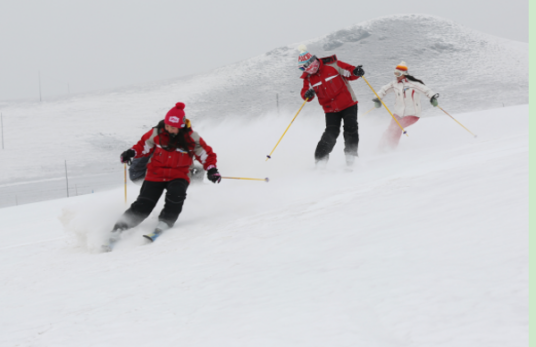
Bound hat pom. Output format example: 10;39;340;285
175;102;185;110
298;44;308;53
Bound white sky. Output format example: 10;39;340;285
0;0;528;101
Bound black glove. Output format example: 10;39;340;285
304;89;315;100
120;149;135;165
372;98;382;109
353;65;365;77
430;93;440;107
207;167;221;184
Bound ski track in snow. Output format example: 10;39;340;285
0;104;528;346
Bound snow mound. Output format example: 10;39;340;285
203;14;528;118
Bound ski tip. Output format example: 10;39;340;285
142;235;155;243
265;177;270;183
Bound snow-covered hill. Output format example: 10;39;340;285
0;14;528;117
0;15;528;207
0;105;528;346
195;13;528;118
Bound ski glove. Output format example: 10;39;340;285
304;89;315;100
353;65;365;77
207;167;222;184
372;98;382;109
430;93;439;107
120;149;135;165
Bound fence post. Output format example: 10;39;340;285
64;160;69;197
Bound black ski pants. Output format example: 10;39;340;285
114;178;189;230
314;104;359;161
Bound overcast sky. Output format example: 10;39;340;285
0;0;528;101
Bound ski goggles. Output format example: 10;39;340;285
299;56;317;71
394;70;407;77
301;59;320;74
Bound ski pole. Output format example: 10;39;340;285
437;106;477;138
362;107;375;116
361;76;408;136
124;163;127;204
222;176;270;182
266;98;308;161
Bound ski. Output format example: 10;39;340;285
142;221;170;243
142;229;164;242
101;238;118;252
101;222;169;250
101;243;114;253
101;230;122;252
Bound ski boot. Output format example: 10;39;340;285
315;155;329;170
101;230;121;252
101;224;127;252
143;221;170;242
345;153;357;172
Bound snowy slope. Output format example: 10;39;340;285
0;105;528;346
0;14;528;204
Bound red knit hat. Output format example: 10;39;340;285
297;44;314;69
165;102;186;128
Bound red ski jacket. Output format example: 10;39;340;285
300;55;359;113
131;122;217;183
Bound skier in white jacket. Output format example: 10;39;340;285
373;61;439;150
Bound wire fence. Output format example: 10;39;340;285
0;170;125;208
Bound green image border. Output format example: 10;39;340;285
530;1;534;346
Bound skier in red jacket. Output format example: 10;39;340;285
103;102;221;251
298;45;365;168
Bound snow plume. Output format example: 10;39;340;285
59;190;126;252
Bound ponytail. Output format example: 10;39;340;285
406;74;425;85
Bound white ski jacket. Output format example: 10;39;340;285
377;77;436;117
